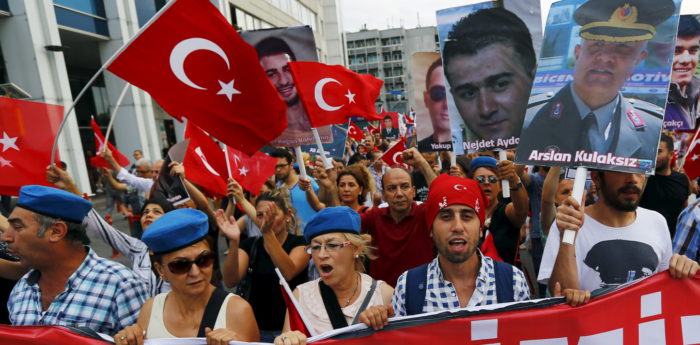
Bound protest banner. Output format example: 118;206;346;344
435;0;541;153
664;14;700;130
413;52;453;152
2;272;698;345
240;26;332;147
515;0;681;175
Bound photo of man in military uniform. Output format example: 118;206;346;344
517;0;677;173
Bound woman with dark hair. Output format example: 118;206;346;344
114;209;258;344
336;165;372;214
220;188;310;342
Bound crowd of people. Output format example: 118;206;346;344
0;125;698;345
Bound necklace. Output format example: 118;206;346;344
344;273;360;306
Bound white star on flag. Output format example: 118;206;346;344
0;156;12;168
216;79;242;101
239;166;248;176
0;132;19;152
693;154;699;161
345;90;356;103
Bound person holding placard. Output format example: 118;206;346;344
518;0;673;168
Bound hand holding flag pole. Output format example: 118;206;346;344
498;150;511;199
562;167;588;245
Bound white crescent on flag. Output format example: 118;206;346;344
194;146;221;176
315;78;343;111
170;38;230;90
392;152;402;164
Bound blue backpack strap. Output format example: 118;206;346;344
492;259;514;303
405;263;429;315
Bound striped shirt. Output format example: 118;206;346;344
673;199;700;261
9;248;148;335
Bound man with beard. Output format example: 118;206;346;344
518;0;673;165
540;170;699;293
639;134;690;237
362;174;530;319
664;15;700;129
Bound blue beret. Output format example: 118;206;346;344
469;156;498;173
17;185;92;223
142;208;209;254
304;206;360;243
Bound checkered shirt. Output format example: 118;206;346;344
9;247;149;335
673;199;700;261
391;252;530;316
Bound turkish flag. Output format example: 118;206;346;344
89;117;130;168
0;97;63;195
183;123;228;196
403;112;415;125
288;61;383;128
347;121;365;141
225;146;277;194
106;0;287;156
367;123;380;135
683;126;700;179
380;139;408;168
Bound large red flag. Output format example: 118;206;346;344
0;97;63;195
89;117;130;168
183;123;228;196
288;61;383;127
106;0;287;155
347;121;365;141
380;139;408;168
225;146;277;194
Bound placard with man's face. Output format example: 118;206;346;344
515;0;681;175
663;14;700;130
436;1;540;153
414;52;452;152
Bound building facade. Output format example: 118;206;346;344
0;0;343;194
344;26;438;114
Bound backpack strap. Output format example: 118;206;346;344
318;280;349;329
492;259;515;304
405;263;429;315
197;288;228;337
351;278;378;325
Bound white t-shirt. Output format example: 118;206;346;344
538;207;672;292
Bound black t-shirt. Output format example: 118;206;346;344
412;171;429;202
486;200;521;265
639;171;689;238
240;234;308;331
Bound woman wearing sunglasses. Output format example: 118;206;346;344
468;156;529;265
219;189;310;342
273;207;393;345
113;208;258;345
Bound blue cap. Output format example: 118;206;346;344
303;206;360;243
469;156;498;173
142;208;209;254
16;185;92;223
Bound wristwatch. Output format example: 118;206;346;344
509;181;523;191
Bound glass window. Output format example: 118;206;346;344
54;0;105;17
367;54;378;63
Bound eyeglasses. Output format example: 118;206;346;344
475;175;499;185
428;85;446;102
275;163;290;170
306;241;352;254
166;251;216;274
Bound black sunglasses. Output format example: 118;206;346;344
429;85;446;102
166;251;215;274
475;175;500;185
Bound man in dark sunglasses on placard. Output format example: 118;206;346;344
417;58;453;152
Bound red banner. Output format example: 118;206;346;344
1;273;698;344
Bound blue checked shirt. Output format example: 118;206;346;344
673;199;700;261
392;252;530;316
9;247;149;335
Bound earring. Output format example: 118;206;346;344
354;254;359;259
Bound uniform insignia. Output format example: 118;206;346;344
626;108;645;128
550;102;562;119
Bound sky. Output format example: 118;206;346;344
340;0;700;32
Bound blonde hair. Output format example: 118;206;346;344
343;233;376;272
255;188;301;235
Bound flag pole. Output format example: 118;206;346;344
293;146;308;179
102;83;131;152
562;166;588;245
49;0;178;167
223;146;233;179
498;150;511;198
274;268;318;336
312;127;333;169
